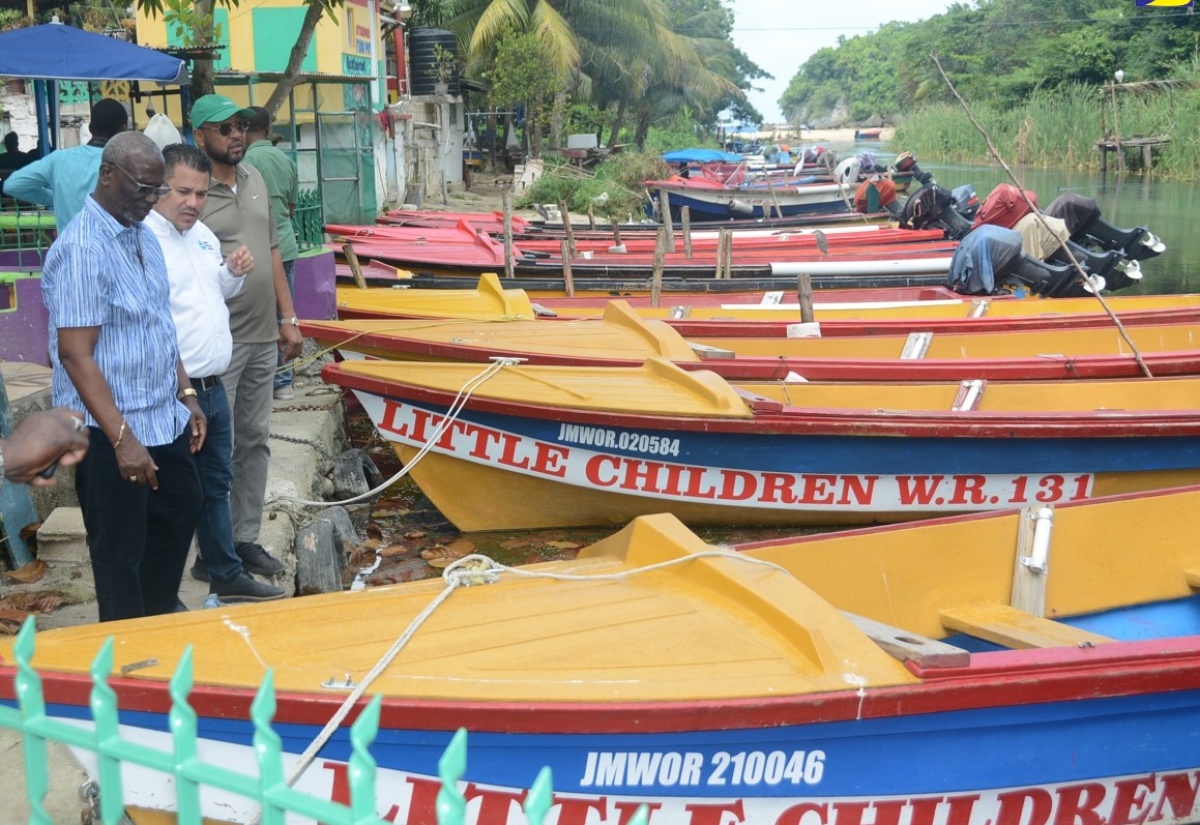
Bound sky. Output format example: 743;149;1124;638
729;0;958;124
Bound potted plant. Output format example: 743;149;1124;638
433;43;455;95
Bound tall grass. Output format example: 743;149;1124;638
894;82;1200;180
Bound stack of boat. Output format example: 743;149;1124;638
6;204;1200;824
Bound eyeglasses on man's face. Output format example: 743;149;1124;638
110;163;171;199
204;119;250;137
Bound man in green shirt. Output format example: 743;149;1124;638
243;107;301;401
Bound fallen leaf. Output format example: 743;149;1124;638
403;530;427;540
421;544;471;568
4;559;47;584
19;521;41;542
446;539;476;556
364;521;384;542
500;539;531;550
372;508;408;519
0;591;68;613
0;610;28;635
380;542;409;558
543;540;581;551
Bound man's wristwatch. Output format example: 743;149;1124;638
178;387;199;401
281;317;300;326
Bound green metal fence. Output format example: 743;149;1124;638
0;618;648;825
292;188;325;252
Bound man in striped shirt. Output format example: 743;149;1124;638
41;132;206;622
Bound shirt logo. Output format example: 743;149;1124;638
1136;0;1192;6
198;240;216;252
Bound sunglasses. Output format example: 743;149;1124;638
110;163;171;199
204;119;250;137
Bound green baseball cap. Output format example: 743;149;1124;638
190;94;255;127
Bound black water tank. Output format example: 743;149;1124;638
409;27;460;96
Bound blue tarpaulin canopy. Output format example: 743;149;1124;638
0;23;188;84
663;148;743;164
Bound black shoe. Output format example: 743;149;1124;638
210;572;286;603
234;542;286;577
191;557;210;583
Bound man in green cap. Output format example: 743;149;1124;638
189;93;302;583
243;106;301;401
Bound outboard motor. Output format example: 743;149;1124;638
898;183;972;239
892;151;936;187
947;225;1104;297
854;177;901;219
950;184;980;221
1044;193;1165;263
972;183;1039;230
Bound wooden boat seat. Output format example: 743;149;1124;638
901;331;933;359
689;341;736;359
952;379;986;411
733;386;785;412
843;612;970;669
939;603;1114;649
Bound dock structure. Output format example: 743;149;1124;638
1095;135;1171;173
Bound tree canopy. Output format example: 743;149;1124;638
780;0;1200;126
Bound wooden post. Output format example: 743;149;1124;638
502;191;515;279
342;242;367;289
797;274;814;323
559;199;576;258
651;227;666;308
611;221;623;251
587;204;596;230
1142;143;1153;171
681;206;693;258
717;228;731;279
1110;83;1123;173
658;189;676;252
767;180;784;219
560;239;575;297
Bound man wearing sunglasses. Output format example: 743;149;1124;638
40;131;206;622
190;94;301;583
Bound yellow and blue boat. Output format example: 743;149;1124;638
4;487;1200;823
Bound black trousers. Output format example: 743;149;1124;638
75;428;202;622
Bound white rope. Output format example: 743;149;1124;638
256;540;791;820
264;358;519;510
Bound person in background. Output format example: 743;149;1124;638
41;131;205;622
242;106;301;401
0;408;88;487
191;94;302;582
4;98;129;230
147;143;286;603
0;132;27;176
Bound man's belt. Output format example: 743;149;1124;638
191;375;221;392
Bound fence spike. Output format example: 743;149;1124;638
89;637;128;825
349;695;383;823
437;727;469;825
14;617;52;825
170;646;203;825
524;766;554;825
251;669;287;825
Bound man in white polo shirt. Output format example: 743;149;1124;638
145;143;285;603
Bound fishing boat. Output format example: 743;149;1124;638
643;175;853;222
328;221;958;285
303;301;1200;381
335;273;1200;336
854;128;883;140
321;356;1200;530
6;487;1200;823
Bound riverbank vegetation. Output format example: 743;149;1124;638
782;0;1200;177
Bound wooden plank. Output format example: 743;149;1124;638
843;612;970;669
1011;505;1054;616
939;603;1112;650
688;342;736;359
901;331;933;360
951;379;985;412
